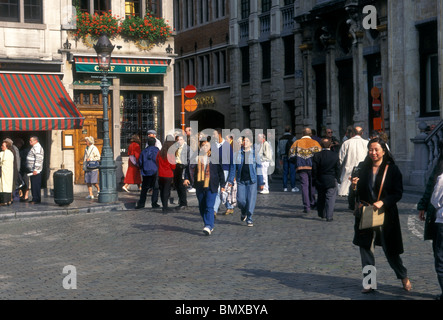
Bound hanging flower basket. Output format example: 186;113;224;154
72;11;172;50
73;11;120;41
120;12;173;45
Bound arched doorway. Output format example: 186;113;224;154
188;109;225;131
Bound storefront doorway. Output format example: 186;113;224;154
120;91;163;153
188;109;225;131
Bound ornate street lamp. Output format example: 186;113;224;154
93;34;118;203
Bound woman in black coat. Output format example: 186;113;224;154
185;139;226;236
351;138;411;293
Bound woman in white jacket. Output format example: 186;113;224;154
83;136;101;199
0;139;15;205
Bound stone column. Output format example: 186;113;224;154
270;37;284;129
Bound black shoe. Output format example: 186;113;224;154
135;205;144;209
152;204;160;208
175;205;187;210
326;218;333;222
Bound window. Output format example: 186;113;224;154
262;0;271;13
0;0;19;22
74;91;110;107
185;58;195;86
213;0;225;19
125;1;141;18
241;46;250;83
0;0;43;23
146;0;162;17
283;36;295;76
425;54;439;113
419;22;439;115
78;0;111;15
241;0;249;19
174;0;181;31
261;41;271;80
120;92;162;155
184;0;194;28
199;0;209;24
284;0;295;5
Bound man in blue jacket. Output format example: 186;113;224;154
227;135;264;227
136;137;160;209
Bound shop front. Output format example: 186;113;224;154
71;54;172;186
0;68;85;192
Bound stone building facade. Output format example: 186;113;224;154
227;0;442;186
173;0;231;132
0;0;175;193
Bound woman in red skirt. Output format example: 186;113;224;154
123;134;142;192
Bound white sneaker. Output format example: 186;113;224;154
122;186;130;193
86;195;94;199
188;188;196;193
203;227;212;236
283;188;288;192
291;187;299;192
260;190;269;194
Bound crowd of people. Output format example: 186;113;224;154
2;123;441;299
0;136;44;206
122;128;265;235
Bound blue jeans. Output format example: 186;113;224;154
214;170;234;213
196;188;218;230
236;180;257;224
282;156;296;189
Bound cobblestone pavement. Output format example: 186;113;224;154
0;180;439;302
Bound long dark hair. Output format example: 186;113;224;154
362;137;395;166
159;135;175;159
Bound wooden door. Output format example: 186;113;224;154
73;91;112;184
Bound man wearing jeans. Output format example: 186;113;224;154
26;136;44;204
227;135;264;227
212;128;234;216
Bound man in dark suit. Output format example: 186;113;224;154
312;138;341;221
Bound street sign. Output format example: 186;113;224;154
371;87;380;99
184;85;197;99
372;98;381;112
184;99;198;112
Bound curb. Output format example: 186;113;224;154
0;202;127;221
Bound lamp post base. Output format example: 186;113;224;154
98;164;118;203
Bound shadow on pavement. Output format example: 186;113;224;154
238;268;436;300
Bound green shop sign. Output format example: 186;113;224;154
76;64;167;74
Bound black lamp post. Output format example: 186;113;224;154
93;34;118;203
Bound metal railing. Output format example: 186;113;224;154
411;119;443;185
424;120;443;174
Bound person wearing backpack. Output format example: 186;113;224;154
278;125;298;192
135;137;160;209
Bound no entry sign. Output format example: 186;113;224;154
184;85;197;99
